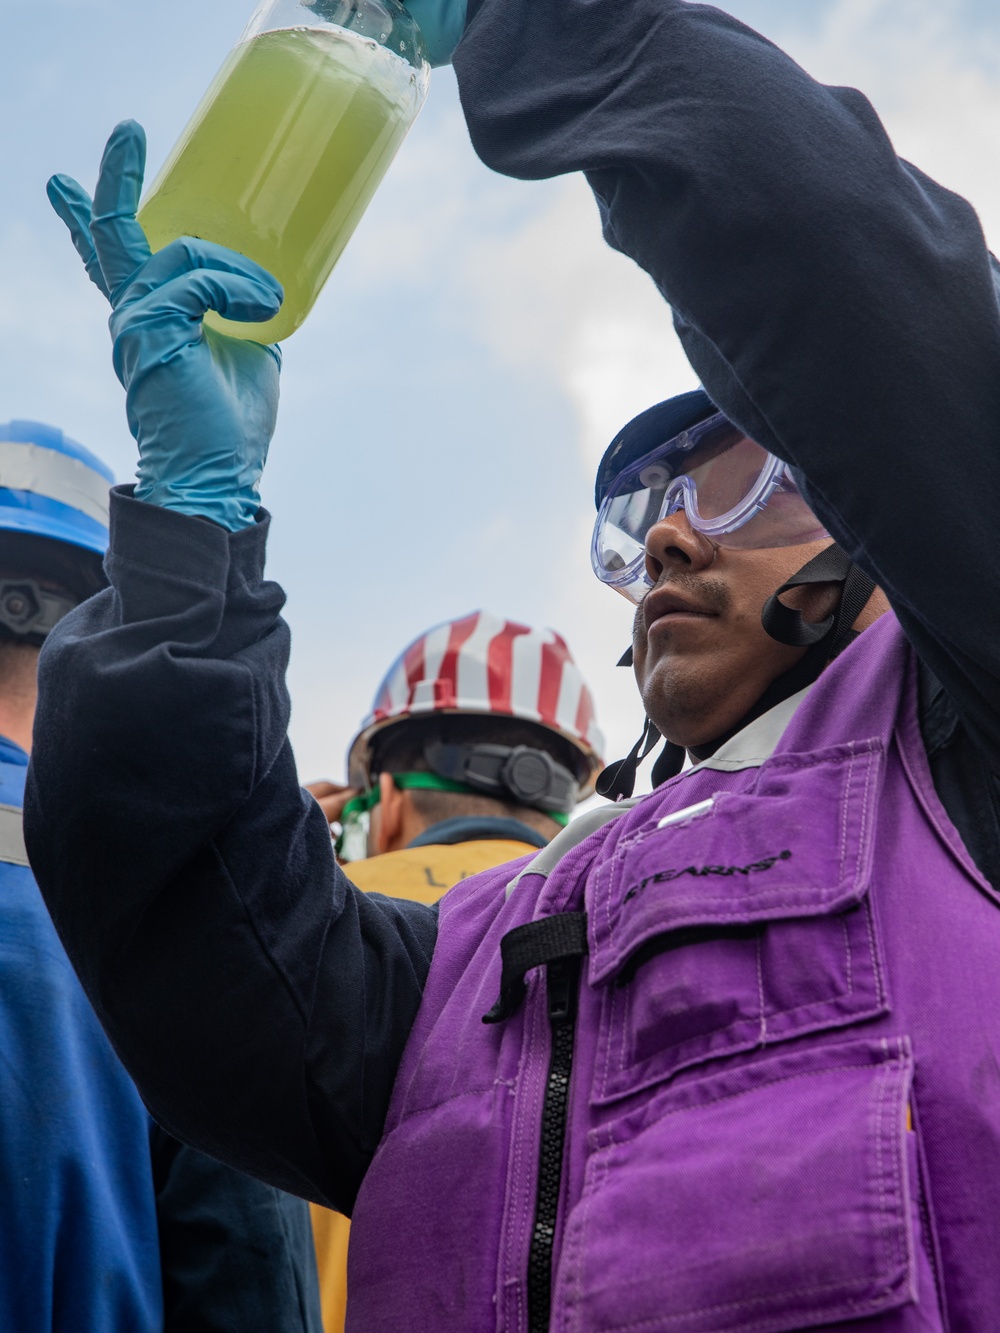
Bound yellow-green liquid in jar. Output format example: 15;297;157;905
138;26;421;342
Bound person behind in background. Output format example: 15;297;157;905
306;610;603;1331
0;418;323;1332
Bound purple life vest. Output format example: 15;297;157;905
347;614;1000;1331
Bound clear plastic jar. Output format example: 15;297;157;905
138;0;430;342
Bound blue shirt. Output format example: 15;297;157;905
0;734;162;1329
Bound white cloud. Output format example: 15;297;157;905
457;177;700;476
785;0;1000;245
0;219;135;481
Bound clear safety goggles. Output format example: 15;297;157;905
591;412;827;603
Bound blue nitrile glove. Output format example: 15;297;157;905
47;120;283;532
406;0;467;66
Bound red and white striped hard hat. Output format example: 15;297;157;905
346;611;605;798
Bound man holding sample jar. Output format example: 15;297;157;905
32;1;1000;1328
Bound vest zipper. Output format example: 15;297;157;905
527;954;581;1333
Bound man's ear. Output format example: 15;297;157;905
374;772;404;855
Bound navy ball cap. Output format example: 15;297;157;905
595;388;718;510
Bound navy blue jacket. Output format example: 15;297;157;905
25;0;1000;1221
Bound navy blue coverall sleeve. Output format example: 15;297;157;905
26;493;436;1213
26;0;1000;1204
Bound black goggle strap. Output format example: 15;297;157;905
734;544;877;734
761;544;876;660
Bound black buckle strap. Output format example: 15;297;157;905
482;913;589;1024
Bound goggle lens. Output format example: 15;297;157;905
678;431;772;520
593;413;827;602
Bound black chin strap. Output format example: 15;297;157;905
596;715;663;800
650;739;688;786
600;545;876;800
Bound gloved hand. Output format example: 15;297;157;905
404;0;468;67
47;120;283;532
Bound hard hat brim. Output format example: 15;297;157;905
347;707;604;801
0;490;108;558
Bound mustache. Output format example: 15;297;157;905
633;575;732;639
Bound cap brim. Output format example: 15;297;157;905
595;389;719;509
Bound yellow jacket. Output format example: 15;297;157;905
311;836;540;1333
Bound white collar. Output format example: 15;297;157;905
687;683;813;773
504;683;813;898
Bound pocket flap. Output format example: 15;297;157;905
588;741;883;985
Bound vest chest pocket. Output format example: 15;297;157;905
554;1037;934;1333
587;742;888;1104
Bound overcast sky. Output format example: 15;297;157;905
2;0;999;788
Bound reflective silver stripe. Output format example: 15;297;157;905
505;799;639;898
657;797;715;830
0;441;111;527
0;804;29;867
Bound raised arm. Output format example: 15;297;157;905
27;123;436;1209
454;0;1000;748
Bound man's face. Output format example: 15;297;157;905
632;512;838;750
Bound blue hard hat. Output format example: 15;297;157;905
594;389;718;511
0;420;113;557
